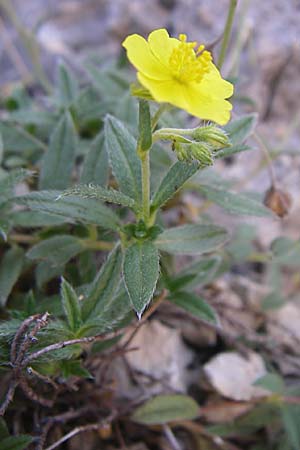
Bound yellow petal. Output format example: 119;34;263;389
203;63;234;98
137;72;188;110
182;82;233;125
148;29;179;67
122;34;171;80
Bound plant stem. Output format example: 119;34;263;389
151;104;171;131
217;0;238;70
140;150;150;224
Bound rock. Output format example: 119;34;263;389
203;351;268;401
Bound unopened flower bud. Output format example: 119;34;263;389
172;141;192;162
192;125;231;149
189;142;214;167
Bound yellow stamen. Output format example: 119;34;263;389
169;35;212;83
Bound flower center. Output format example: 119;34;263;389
169;34;212;84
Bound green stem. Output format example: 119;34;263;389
151;104;172;131
0;0;52;93
140;150;150;224
217;0;238;70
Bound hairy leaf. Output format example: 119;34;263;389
81;131;109;186
0;247;24;307
156;224;228;255
123;241;160;317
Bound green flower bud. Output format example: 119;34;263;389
192;125;231;149
189;142;214;167
172;141;192;162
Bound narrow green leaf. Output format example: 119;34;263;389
86;65;129;99
151;161;199;212
81;284;132;336
0;435;33;450
61;277;82;331
123;241;160;317
81;244;123;321
61;184;136;209
254;373;285;394
197;184;272;216
261;291;285;311
138;100;152;152
0;132;3;164
132;394;199;425
60;360;92;379
281;404;300;450
169;291;219;325
0;247;24;307
18;190;120;230
0;169;33;206
36;261;64;288
11;210;67;227
105;115;142;203
39;112;77;189
0;122;46;154
214;144;250;159
155;224;228;255
224;114;258;145
56;61;79;107
81;131;108;186
169;257;221;291
27;235;84;266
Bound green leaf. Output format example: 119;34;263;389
80;284;132;336
61;278;82;331
214;144;250;159
0;169;33;206
197;185;272;216
281;404;300;450
81;244;123;321
61;184;136;209
168;257;222;291
138;100;152;152
169;291;219;325
155;224;228;255
11;210;67;227
105;115;142;203
151;161;199;212
254;373;285;394
18;190;120;230
261;291;285;311
39;112;77;189
86;65;129;99
56;61;79;107
132;394;199;425
0;418;9;440
224;114;258;145
81;131;109;186
0;435;33;450
36;261;64;288
123;241;159;317
0;132;3;164
0;247;24;307
60;359;92;379
27;235;84;266
0;122;46;154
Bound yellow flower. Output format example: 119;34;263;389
122;29;233;125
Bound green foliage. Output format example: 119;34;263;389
0;47;290;449
169;291;219;325
155;223;228;255
132;394;199;424
123;241;160;316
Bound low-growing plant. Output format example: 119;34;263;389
0;4;298;449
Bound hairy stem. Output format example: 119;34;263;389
140;150;150;224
